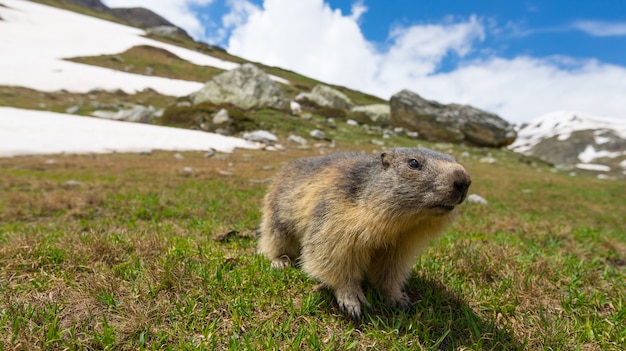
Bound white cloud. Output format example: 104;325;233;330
101;0;213;40
572;20;626;37
223;0;626;123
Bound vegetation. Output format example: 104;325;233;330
3;2;624;349
1;143;624;350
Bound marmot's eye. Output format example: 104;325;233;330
408;159;421;170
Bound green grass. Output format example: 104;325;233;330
0;145;624;350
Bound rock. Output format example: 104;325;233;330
146;25;192;41
66;105;80;114
204;148;216;158
287;134;308;145
190;63;290;110
310;129;327;140
243;130;278;144
406;131;419;139
212;108;230;125
480;156;497;164
350;104;390;126
174;153;184;160
389;90;516;147
182;167;195;173
346;119;359;126
303;85;353;110
467;194;488;204
290;101;302;115
64;180;82;187
92;105;155;123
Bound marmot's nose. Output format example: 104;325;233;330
452;169;471;200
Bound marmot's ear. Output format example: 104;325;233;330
381;151;391;170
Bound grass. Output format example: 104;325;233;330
0;143;624;350
67;46;225;84
0;86;177;116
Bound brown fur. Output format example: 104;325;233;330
258;147;471;319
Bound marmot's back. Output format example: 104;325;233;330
258;148;471;320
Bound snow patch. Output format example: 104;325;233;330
510;111;626;154
0;0;287;95
0;107;259;157
575;163;611;172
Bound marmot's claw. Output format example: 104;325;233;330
270;256;291;269
339;301;362;321
386;291;411;311
337;288;371;320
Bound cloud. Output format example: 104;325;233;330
572;20;626;37
101;0;214;40
223;0;626;123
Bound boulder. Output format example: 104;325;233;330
190;63;289;111
350;104;390;126
390;90;516;147
92;105;155;123
301;85;354;110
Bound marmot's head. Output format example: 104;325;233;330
380;148;471;217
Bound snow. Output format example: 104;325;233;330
0;0;287;94
575;163;611;172
577;145;623;163
0;107;259;157
509;111;626;154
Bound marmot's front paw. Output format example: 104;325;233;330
387;291;411;311
270;256;291;269
336;287;372;320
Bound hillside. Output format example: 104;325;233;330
0;1;625;350
510;112;626;179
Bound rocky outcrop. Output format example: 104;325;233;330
66;0;192;40
190;64;289;111
350;104;390;126
92;105;156;123
509;112;626;178
297;85;353;110
390;90;516;147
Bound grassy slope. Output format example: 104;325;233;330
0;142;624;350
2;2;624;349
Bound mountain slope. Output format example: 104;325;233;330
509;111;626;178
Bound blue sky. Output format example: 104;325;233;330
102;0;626;123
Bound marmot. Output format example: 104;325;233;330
258;147;471;319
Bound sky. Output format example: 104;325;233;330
100;1;626;123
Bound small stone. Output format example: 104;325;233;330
204;149;216;158
183;167;195;173
64;180;82;187
287;134;307;145
371;139;385;146
174;153;185;160
479;156;497;164
65;105;80;114
346;119;358;126
310;129;326;140
212;108;230;125
467;194;488;205
406;131;419;139
243;130;278;144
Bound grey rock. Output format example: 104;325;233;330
304;85;354;110
65;105;81;114
92;105;155;123
243;130;278;144
310;129;327;140
287;134;308;145
212;108;230;125
467;194;488;204
350;104;390;126
390;90;516;147
190;63;289;110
